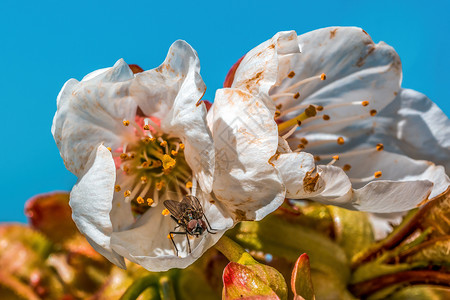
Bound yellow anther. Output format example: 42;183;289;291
136;197;144;204
316;105;324;111
106;147;112;151
160;140;168;147
167;233;174;239
171;150;178;156
186;181;193;189
162;209;170;216
374;171;382;178
143;124;150;130
122;120;130;126
370;109;377;116
143;137;152;144
320;73;327;80
141;161;151;168
179;143;185;150
114;185;121;192
362;101;370;106
343;164;352;171
156;181;165;191
376;143;384;151
294;92;300;99
122;165;130;174
129;153;136;159
288;71;296;78
161;154;176;170
147;198;154;206
153;161;162;168
300;138;308;145
124;190;131;197
141;176;148;184
333;155;339;160
322;114;330;121
337;137;345;145
314;155;321;161
274;110;281;118
120;153;129;160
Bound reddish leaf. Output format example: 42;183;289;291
291;254;315;300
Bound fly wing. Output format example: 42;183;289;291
163;200;185;219
183;195;203;216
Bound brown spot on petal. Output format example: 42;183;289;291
303;171;320;193
329;28;338;39
268;152;280;167
356;45;375;67
128;64;144;74
234;209;247;221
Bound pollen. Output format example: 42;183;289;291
288;71;296;78
343;164;352;171
320;73;326;80
124;190;131;197
141;176;148;184
362;101;369;106
162;209;170;216
294;92;300;99
374;171;382;178
370;109;377;116
186;181;193;189
147;198;154;206
337;137;345;145
136;197;145;204
143;124;150;130
162;154;176;169
122;120;130;126
322;114;330;121
376;143;384;151
114;185;121;192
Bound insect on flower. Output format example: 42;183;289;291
164;195;217;256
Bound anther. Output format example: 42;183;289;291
337;137;345;145
136;197;145;204
122;165;130;174
327;155;339;165
333;155;339;160
374;171;382;178
305;105;317;117
141;176;148;184
115;185;121;192
297;120;302;126
297;144;305;150
376;143;384;151
314;155;321;161
120;153;129;160
320;73;326;80
106;147;112;151
316;105;324;111
294;92;300;99
160;140;168;147
162;209;170;216
288;71;296;78
274;110;281;118
179;143;185;150
362;101;369;106
186;181;193;189
300;138;308;145
141;161;151;168
171;150;178;156
343;164;352;171
122;120;130;126
124;190;131;197
147;198;154;206
143;124;150;130
156;181;165;191
167;233;174;239
276;104;283;110
322;114;330;121
370;109;377;116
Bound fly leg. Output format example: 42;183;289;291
203;214;217;233
185;232;192;253
169;231;187;257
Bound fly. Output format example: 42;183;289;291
163;195;216;256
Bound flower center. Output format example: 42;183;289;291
271;71;383;182
111;116;192;215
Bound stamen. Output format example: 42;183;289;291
171;150;178;156
272;92;298;100
327;155;339;165
300;113;370;133
106;147;112;151
337;137;345;145
136;197;145;204
141;176;148;184
322;114;330;121
322;101;370;111
376;143;384;151
374;171;382;178
179;143;185;150
294;92;300;99
120;153;129;160
370;109;377;116
115;185;121;192
122;120;130;126
156;180;165;191
314;155;321;161
283;73;326;93
288;71;295;78
124;190;131;197
343;164;352;171
185;181;193;189
191;176;198;197
350;171;382;183
162;209;170;216
318;144;385;160
362;101;369;106
147;198;154;206
143;118;151;130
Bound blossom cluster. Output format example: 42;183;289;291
52;27;450;272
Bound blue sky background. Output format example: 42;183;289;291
1;0;449;222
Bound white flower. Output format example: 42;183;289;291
221;27;450;223
52;41;284;271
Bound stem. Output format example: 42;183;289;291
120;275;160;300
349;270;450;298
215;236;256;265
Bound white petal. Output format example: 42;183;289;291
52;59;137;176
69;144;125;268
232;30;300;100
368;212;406;240
130;41;214;192
272;152;320;198
276;27;401;133
307;165;352;205
111;192;233;272
211;88;285;221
